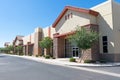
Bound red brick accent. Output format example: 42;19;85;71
53;31;75;38
52;6;99;28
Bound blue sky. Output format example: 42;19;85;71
0;0;119;47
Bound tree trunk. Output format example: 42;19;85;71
78;50;85;63
44;48;50;55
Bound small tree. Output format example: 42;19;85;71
16;46;23;55
7;45;14;54
0;48;8;53
68;27;99;61
39;37;52;56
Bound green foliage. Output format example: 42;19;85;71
39;37;52;49
0;45;14;54
40;54;43;57
69;57;76;62
15;46;23;55
16;46;22;51
45;55;50;59
52;57;56;59
99;59;107;63
19;53;24;56
36;55;39;57
28;54;32;56
7;45;14;51
68;27;99;50
0;47;9;53
84;60;96;63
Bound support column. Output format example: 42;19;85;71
26;45;29;55
53;37;65;58
33;28;42;56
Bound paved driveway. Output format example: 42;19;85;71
0;54;120;80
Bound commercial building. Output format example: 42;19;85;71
5;0;120;62
22;26;55;56
52;0;120;62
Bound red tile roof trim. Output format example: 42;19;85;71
52;6;99;28
54;31;75;38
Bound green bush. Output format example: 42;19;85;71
29;54;32;56
52;57;56;59
99;60;107;63
69;57;76;62
45;55;50;59
36;55;39;57
19;53;24;56
84;60;96;63
43;55;45;57
40;54;43;57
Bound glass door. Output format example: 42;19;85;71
72;47;79;57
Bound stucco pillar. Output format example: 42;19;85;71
53;37;65;58
23;46;26;55
26;45;29;55
33;28;42;56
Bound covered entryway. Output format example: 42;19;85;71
65;39;80;58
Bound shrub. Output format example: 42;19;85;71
43;55;45;57
19;53;24;56
36;55;39;57
84;60;91;63
99;60;107;63
45;55;50;59
52;57;56;59
69;57;76;62
84;60;96;63
40;54;43;57
29;54;32;56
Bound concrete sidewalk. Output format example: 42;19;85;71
4;54;120;67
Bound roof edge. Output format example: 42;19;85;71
52;6;99;28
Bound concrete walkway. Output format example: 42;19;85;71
4;54;120;67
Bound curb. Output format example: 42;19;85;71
2;54;120;67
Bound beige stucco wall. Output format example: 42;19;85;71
23;35;31;45
23;26;55;46
15;40;20;45
43;27;49;38
112;1;120;54
91;0;114;54
43;26;55;38
31;33;35;44
55;10;97;34
15;40;22;46
23;32;35;45
50;27;55;38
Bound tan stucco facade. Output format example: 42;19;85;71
55;10;97;34
91;0;114;54
90;0;120;61
22;26;55;56
52;0;120;62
